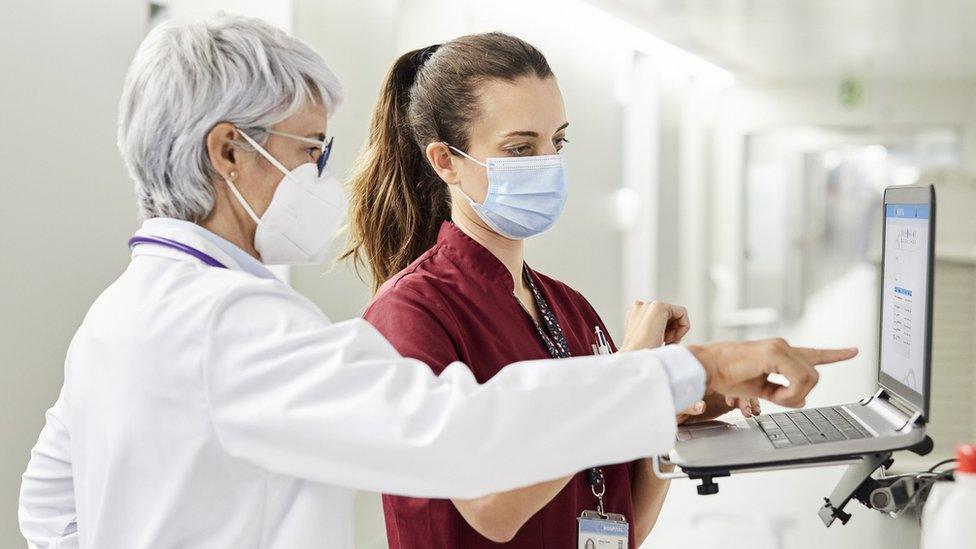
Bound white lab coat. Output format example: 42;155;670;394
19;221;680;548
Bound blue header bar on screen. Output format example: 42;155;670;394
886;204;930;219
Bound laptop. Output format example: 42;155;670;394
669;184;935;471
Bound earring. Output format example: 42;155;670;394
229;171;237;180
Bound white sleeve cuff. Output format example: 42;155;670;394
654;344;706;412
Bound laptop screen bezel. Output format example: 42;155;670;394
877;184;935;419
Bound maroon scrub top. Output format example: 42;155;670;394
363;221;637;549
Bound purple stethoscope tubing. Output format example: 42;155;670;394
128;236;228;269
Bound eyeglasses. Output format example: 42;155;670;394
264;129;334;176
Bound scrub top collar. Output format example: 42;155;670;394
436;221;530;292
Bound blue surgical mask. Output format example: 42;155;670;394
448;145;568;240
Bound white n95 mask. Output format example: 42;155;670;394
224;130;347;265
448;145;568;240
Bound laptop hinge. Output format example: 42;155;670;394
861;389;924;431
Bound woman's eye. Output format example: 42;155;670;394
306;147;320;159
505;145;530;157
554;137;569;150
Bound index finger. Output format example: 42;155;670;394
768;346;822;407
794;347;859;365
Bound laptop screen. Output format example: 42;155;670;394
879;194;933;416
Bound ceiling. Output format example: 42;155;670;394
591;0;976;82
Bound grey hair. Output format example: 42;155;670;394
118;14;343;221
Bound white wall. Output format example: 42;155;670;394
160;0;293;31
0;1;148;545
711;81;976;303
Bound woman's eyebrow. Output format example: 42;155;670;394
500;130;538;138
499;122;569;138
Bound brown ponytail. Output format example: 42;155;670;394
342;33;553;292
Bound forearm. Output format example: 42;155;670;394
631;458;672;545
210;309;680;498
452;474;574;542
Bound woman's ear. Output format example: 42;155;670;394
206;122;239;181
425;142;461;186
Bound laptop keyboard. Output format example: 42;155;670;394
755;406;874;449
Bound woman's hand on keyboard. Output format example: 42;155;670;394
726;396;762;418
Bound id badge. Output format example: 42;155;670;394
578;510;629;549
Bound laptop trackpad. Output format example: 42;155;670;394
686;422;739;439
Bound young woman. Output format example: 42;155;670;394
343;33;757;548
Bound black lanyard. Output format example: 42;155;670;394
520;265;571;360
517;265;608;513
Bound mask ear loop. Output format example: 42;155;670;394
446;144;488;168
223;177;262;225
444;143;488;206
238;129;292;175
222;128;294;225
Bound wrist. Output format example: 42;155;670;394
687;344;715;391
620;344;655;354
620;340;667;354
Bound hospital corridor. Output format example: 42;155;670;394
1;1;975;548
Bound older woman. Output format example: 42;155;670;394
17;13;854;549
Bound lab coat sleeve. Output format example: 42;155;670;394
203;282;682;499
19;387;79;549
